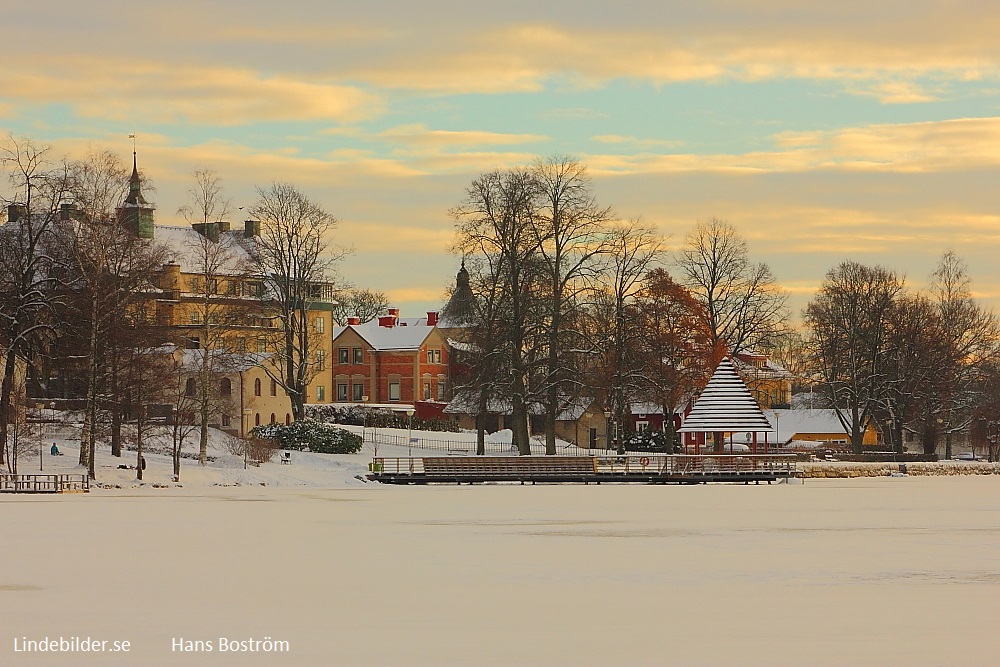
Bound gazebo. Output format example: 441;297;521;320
679;357;773;455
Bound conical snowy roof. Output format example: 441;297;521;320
678;357;772;432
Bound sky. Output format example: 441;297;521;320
3;0;1000;319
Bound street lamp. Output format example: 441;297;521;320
36;403;45;471
405;407;415;458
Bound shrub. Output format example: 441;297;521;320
304;404;459;432
223;434;277;464
251;420;363;454
625;430;680;453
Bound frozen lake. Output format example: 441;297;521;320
2;476;998;666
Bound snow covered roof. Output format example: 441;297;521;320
153;225;252;276
335;320;435;351
761;409;850;444
176;348;272;373
678;357;772;432
444;390;595;421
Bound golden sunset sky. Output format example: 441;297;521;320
4;1;1000;318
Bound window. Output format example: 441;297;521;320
185;337;200;349
353;348;363;364
206;278;218;294
256;337;267;354
338;348;349;364
285;413;291;425
316;349;326;371
255;413;261;426
352;383;364;401
234;337;247;352
189;277;202;293
426;349;441;364
316;385;326;401
315;317;325;334
227;280;238;295
221;414;231;427
189;311;200;324
423;382;431;400
254;378;261;396
337;383;348;401
270;379;277;397
437;381;446;401
244;281;263;298
388;382;400;401
220;378;232;396
270;413;276;424
185;378;197;396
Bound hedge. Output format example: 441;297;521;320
251;420;363;454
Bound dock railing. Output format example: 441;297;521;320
0;473;90;494
371;453;798;479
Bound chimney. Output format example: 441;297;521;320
388;307;399;318
217;220;231;232
378;316;395;328
244;219;261;237
159;261;182;298
426;311;438;327
347;316;360;325
192;222;220;242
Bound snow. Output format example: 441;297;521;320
2;467;998;665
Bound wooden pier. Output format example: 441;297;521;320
0;473;90;494
368;454;798;485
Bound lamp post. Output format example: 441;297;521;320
405;407;415;458
36;402;45;471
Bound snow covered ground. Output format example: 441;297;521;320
3;425;999;666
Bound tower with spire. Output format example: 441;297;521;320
117;151;155;239
438;260;477;332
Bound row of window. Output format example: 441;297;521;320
334;348;443;365
333;380;446;402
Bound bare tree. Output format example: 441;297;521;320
676;218;787;355
530;156;612;455
59;150;167;478
177;168;232;227
591;220;664;454
0;136;69;467
247;182;345;420
452;168;543;455
926;251;1000;458
331;288;389;325
178;169;247;464
805;261;905;453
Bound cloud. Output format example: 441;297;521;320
581;117;1000;175
0;57;380;126
592;135;684;149
376;125;548;148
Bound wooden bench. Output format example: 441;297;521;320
421;456;597;480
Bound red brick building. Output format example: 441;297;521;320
330;310;451;414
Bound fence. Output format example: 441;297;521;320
371;453;799;479
364;430;564;456
0;473;90;493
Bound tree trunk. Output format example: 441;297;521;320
111;408;122;457
0;350;17;467
476;389;487;456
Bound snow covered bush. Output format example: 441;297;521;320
625;430;680;453
251;420;363;454
304;404;459;432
